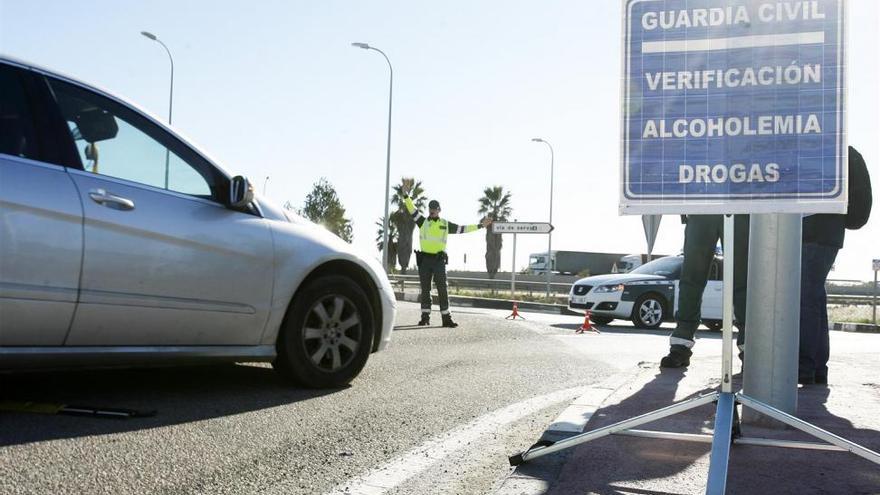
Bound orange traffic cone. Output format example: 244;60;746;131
576;310;600;334
506;302;525;320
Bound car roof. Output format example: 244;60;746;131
0;54;232;179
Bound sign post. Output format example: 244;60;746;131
491;222;554;299
511;1;880;491
873;259;879;326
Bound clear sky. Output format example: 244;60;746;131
2;0;878;280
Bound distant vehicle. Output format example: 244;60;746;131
0;56;396;388
568;255;723;330
529;251;630;275
617;254;644;273
617;253;671;273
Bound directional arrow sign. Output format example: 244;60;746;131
492;222;554;234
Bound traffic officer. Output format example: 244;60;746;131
400;178;492;327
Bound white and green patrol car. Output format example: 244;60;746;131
568;255;724;329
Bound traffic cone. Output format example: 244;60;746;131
576;310;600;334
506;302;525;320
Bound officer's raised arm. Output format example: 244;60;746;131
447;217;488;234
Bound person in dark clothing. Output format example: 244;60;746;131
660;214;750;368
799;146;872;385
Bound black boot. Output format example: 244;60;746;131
441;315;458;328
418;314;430;326
660;345;692;368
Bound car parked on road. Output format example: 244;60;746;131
568;255;723;329
0;56;396;388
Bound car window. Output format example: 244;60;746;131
0;65;39;161
46;78;219;200
630;256;682;278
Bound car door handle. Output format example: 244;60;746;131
88;189;135;211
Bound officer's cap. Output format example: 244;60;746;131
428;200;441;210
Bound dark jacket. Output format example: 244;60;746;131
803;146;872;248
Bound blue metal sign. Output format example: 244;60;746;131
621;0;846;214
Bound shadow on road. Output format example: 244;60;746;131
725;384;880;493
0;363;338;447
512;368;717;494
514;368;880;493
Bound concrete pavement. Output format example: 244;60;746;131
498;322;880;495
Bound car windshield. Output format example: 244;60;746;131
630;256;682;278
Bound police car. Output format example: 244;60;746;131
568;255;723;329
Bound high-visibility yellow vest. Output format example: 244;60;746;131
404;196;480;254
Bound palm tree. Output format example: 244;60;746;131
391;178;427;274
478;186;512;279
375;216;399;270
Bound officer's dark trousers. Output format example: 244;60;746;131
671;215;750;349
798;242;838;379
418;253;450;314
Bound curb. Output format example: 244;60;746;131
494;366;650;495
831;321;880;333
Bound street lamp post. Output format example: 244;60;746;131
141;31;174;189
532;138;554;298
263;176;270;195
352;42;394;272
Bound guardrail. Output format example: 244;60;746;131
387;274;571;297
388;274;879;309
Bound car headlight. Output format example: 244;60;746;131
594;284;624;293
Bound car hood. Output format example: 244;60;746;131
572;273;667;287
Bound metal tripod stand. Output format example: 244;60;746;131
508;215;880;494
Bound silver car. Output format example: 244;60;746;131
0;56;396;388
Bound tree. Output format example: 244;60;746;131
477;186;512;279
375;216;398;270
390;177;427;274
298;178;353;242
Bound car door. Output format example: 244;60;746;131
43;75;275;346
0;63;83;346
700;259;723;320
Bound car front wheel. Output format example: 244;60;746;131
274;275;375;388
630;294;665;329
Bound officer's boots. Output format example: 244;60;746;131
418;313;430;326
660;345;692;368
441;314;458;328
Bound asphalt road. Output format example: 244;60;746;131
0;302;639;495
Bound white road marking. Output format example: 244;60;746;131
324;385;591;495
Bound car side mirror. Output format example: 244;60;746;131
229;175;254;209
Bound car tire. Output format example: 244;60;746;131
590;315;613;326
274;275;375;388
702;320;723;332
630;293;665;329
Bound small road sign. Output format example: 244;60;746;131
492;222;554;234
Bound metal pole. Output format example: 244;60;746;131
380;50;393;273
743;214;802;424
353;43;393;272
512;226;517;298
546;144;554;299
721;215;734;393
141;32;174;189
530;140;554;298
263;176;269;195
873;268;877;326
